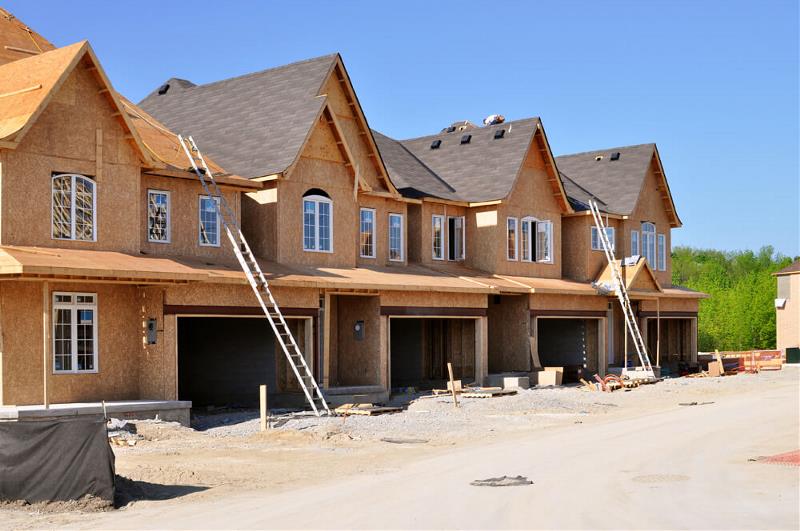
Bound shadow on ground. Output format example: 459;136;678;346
115;476;208;508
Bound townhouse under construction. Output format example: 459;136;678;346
0;8;706;423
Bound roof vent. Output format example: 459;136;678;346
610;152;621;161
483;114;505;126
430;139;442;149
157;83;170;95
494;129;505;139
460;134;472;145
446;126;456;133
595;155;604;161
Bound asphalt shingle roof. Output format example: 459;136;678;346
555;144;656;215
139;54;337;179
374;118;540;203
775;260;800;276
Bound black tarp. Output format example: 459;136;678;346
0;419;115;503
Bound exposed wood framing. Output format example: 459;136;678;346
650;146;682;227
3;44;38;55
329;59;399;195
534;126;573;214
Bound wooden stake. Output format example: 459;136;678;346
259;385;268;431
447;362;459;409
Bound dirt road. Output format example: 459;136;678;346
62;371;800;530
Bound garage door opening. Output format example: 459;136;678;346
647;318;694;367
536;318;600;383
390;318;476;390
178;316;311;408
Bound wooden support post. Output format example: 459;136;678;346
260;385;268;431
656;298;661;368
447;362;459;409
42;281;49;409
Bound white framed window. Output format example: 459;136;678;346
537;220;554;263
198;196;220;247
51;174;96;241
359;208;375;258
147;190;170;243
303;194;333;252
447;216;465;261
389;213;404;261
521;217;534;262
631;230;640;256
53;292;98;374
591;226;615;251
657;233;666;271
642;222;656;267
432;215;444;260
506;217;518;260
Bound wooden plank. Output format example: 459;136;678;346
259;385;268;431
447;362;459;408
334;403;402;416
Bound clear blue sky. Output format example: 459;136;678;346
7;0;799;257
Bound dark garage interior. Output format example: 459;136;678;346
536;318;599;383
390;317;475;390
178;317;309;408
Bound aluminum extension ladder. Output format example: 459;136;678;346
588;200;655;381
178;135;331;416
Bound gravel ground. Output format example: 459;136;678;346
181;370;793;442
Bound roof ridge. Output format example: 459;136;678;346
556;142;655;159
164;53;339;93
398;116;540;143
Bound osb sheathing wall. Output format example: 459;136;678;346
164;284;318;309
380;290;487;309
138;286;173;400
0;281;142;406
564;215;622;282
487;295;531;373
640;297;699;313
416;202;467;267
357;194;408;267
275;114;406;267
328;295;382;387
491;136;563;278
140;174;241;265
530;293;609;312
621;157;673;287
1;59;141;252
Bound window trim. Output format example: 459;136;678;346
359;207;376;259
51;173;97;242
520;216;535;262
447;215;465;261
302;194;334;253
642;222;656;267
147;189;171;244
431;214;445;261
388;213;404;262
631;230;640;256
537;220;554;264
198;195;221;247
52;292;98;374
590;226;615;252
506;217;519;261
657;233;667;271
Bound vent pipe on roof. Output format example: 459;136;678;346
157;83;170;95
610;152;621;161
483;114;505;126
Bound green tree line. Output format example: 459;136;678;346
671;246;795;351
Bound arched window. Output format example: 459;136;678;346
302;190;332;252
52;174;96;241
641;222;656;267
